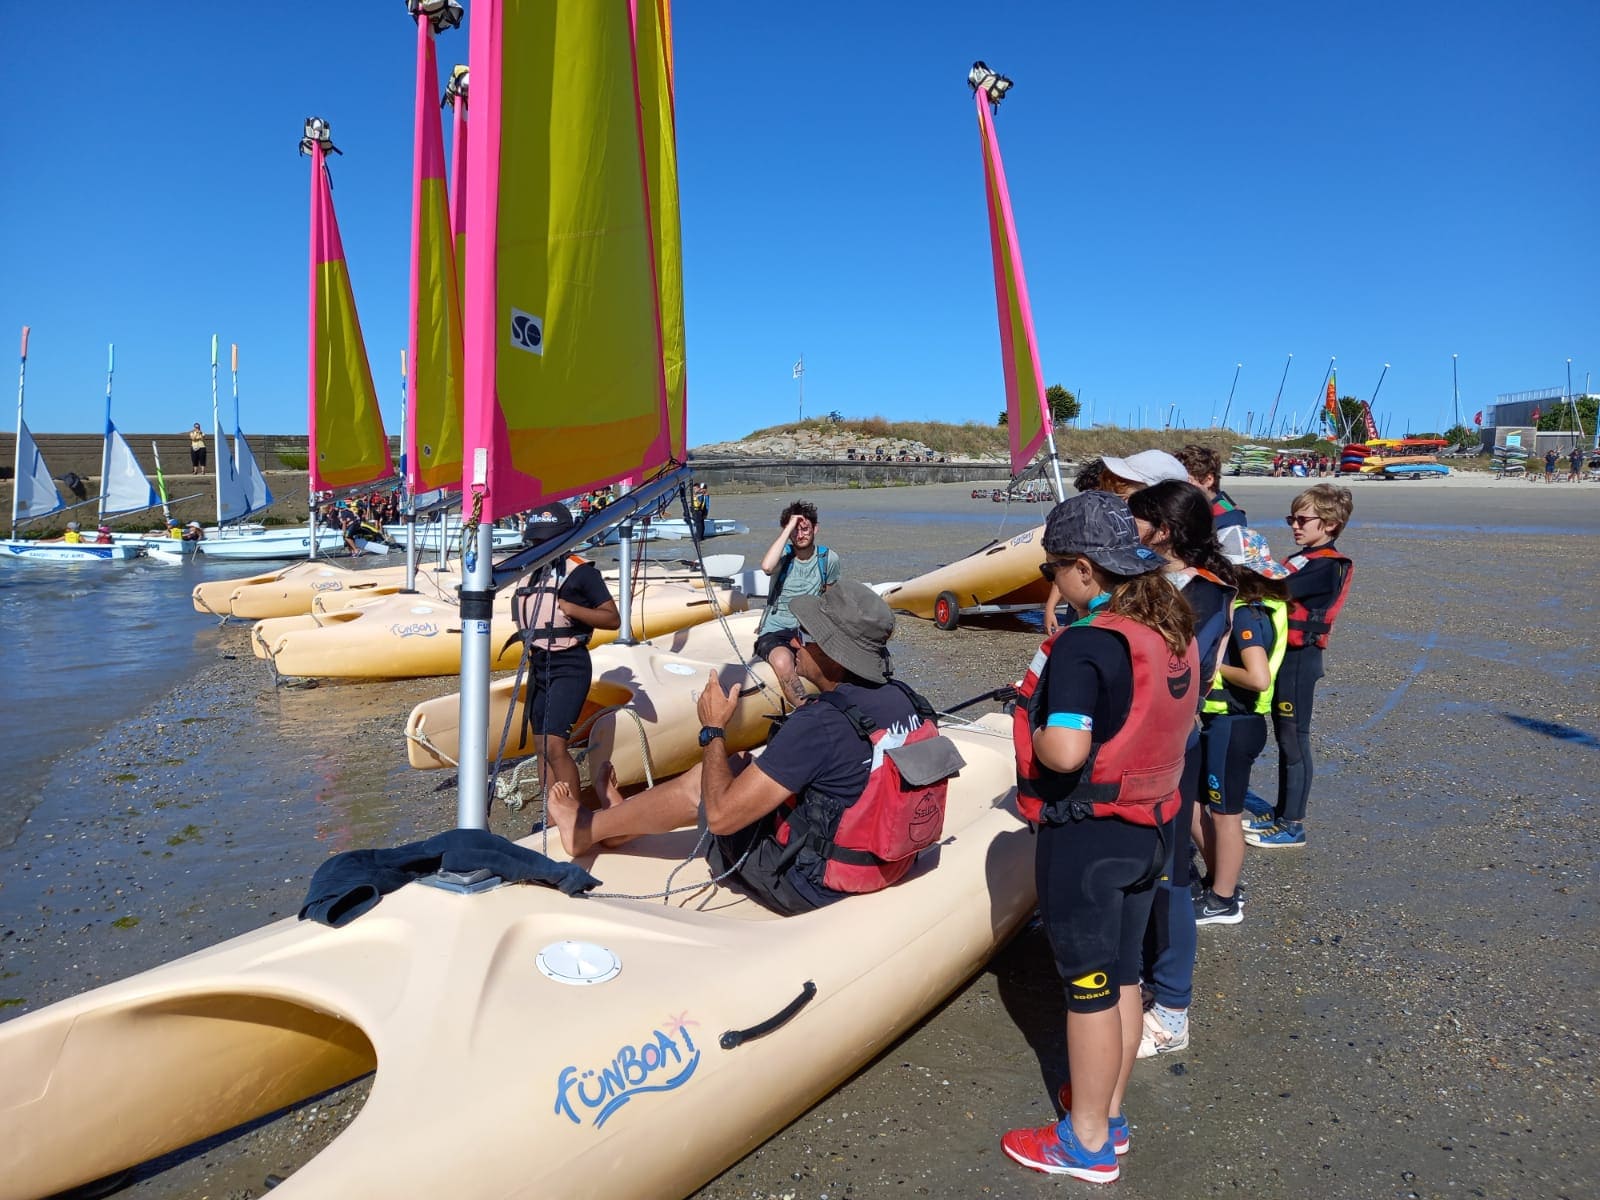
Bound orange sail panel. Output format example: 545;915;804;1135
307;141;393;492
406;17;465;493
975;91;1051;478
462;0;672;520
633;0;686;461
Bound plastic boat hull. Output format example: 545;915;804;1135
877;524;1050;626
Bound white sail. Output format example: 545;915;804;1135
99;423;158;516
216;431;251;523
232;430;275;517
13;419;64;522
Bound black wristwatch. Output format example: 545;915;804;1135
698;725;725;748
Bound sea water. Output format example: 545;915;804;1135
0;557;243;843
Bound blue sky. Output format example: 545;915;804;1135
3;2;1596;445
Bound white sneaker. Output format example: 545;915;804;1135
1136;1006;1189;1059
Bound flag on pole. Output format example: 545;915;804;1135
1324;373;1338;420
1361;402;1379;440
1473;410;1482;426
1530;406;1541;422
793;358;804;379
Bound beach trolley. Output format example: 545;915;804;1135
878;524;1053;631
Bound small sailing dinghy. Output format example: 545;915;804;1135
3;333;144;563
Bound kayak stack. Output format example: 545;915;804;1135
1492;445;1529;476
1340;443;1371;473
1229;444;1274;476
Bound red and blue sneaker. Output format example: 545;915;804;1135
1056;1081;1130;1155
1001;1114;1120;1182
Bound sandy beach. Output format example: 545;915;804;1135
1;477;1597;1200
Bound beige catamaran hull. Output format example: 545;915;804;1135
252;581;746;681
878;523;1051;628
191;560;451;621
405;611;800;785
0;715;1032;1200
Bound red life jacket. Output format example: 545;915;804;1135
1285;546;1354;649
512;555;591;653
773;682;963;895
1012;611;1199;827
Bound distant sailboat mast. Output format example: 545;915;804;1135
96;344;115;527
11;327;28;536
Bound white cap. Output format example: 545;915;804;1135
1099;450;1189;487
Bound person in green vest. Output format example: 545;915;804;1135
1193;527;1290;926
755;500;840;706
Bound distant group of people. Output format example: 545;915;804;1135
1271;451;1334;477
844;446;946;463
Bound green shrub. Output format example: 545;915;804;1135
276;449;309;470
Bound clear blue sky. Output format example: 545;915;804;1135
4;2;1596;444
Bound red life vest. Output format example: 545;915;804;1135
512;555;591;653
1012;611;1199;827
773;682;962;895
1285;546;1354;649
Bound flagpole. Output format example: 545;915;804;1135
794;354;804;422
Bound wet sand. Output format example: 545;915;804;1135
2;478;1597;1199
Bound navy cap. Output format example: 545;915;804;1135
1043;491;1166;576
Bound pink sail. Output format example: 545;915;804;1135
406;15;465;493
449;76;468;298
462;1;672;521
975;90;1051;478
307;139;393;492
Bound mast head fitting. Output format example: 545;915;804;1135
408;0;463;34
299;117;340;157
444;63;469;106
968;61;1013;107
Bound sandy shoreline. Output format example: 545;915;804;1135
1;480;1596;1199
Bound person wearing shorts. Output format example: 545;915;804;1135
755;500;839;705
512;502;619;809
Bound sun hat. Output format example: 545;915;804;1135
66;521;79;530
186;521;202;529
1043;491;1167;576
97;525;110;533
789;580;895;684
1099;449;1189;488
1219;524;1290;579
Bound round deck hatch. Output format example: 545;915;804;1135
536;940;621;986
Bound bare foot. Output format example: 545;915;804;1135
545;781;593;857
595;761;625;809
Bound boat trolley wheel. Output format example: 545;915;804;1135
933;590;961;632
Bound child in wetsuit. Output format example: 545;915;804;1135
1246;484;1354;849
1002;491;1198;1184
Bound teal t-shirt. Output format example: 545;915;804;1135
760;547;840;633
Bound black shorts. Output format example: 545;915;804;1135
524;647;592;738
190;446;207;467
754;627;799;663
1036;817;1164;1013
1201;713;1268;815
705;812;834;917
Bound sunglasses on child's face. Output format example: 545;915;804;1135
1285;514;1321;528
1039;560;1064;582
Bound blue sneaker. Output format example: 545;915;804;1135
1056;1081;1130;1155
1242;813;1277;835
1242;790;1274;819
1002;1114;1120;1182
1245;820;1306;848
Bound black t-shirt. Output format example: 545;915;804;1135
1036;623;1134;802
755;680;923;907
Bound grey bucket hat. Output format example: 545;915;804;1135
789;580;895;684
1043;491;1167;576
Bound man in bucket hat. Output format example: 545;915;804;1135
546;581;958;915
